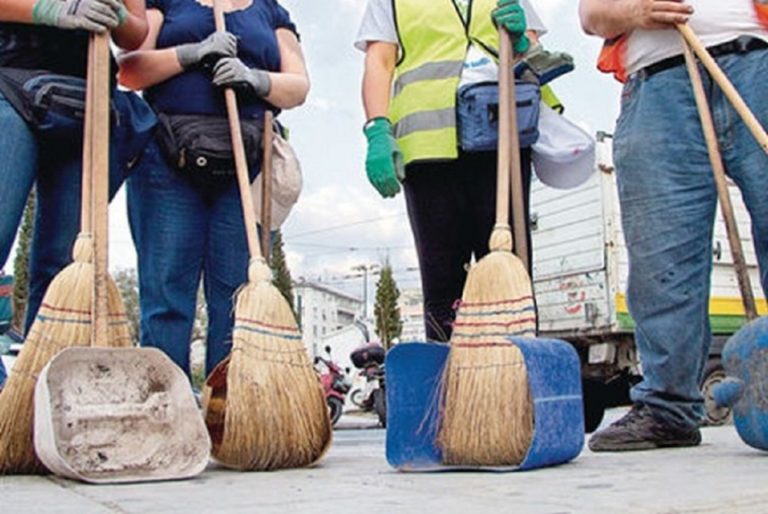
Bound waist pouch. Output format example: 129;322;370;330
456;80;541;151
0;67;88;139
156;112;263;193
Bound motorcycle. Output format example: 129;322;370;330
350;342;386;427
314;345;352;426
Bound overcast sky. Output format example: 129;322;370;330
6;0;623;301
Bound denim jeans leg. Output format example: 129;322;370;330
615;68;719;430
0;94;37;270
714;49;768;297
203;182;250;375
24;117;131;332
128;141;206;376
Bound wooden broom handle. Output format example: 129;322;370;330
499;30;529;269
495;29;512;230
213;0;263;261
681;37;758;321
80;36;94;232
677;24;768;155
91;32;112;347
261;111;273;263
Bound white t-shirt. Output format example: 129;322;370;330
626;0;768;75
354;0;547;86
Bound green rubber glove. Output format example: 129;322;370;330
363;117;403;199
492;0;531;54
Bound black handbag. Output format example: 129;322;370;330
155;112;263;193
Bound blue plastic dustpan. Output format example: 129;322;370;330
386;338;584;471
713;317;768;451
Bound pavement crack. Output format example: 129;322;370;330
46;475;131;513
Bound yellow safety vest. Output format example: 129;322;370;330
390;0;499;165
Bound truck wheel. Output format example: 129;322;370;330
582;380;606;433
701;358;732;426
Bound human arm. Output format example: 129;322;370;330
211;28;309;109
579;0;693;39
361;41;401;198
118;9;236;91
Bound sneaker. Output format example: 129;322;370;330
588;404;702;452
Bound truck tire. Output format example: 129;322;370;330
582;380;606;433
701;357;733;426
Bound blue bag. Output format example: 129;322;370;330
456;80;540;151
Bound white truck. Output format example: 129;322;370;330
530;131;767;431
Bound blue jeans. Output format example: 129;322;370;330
0;90;156;333
0;358;6;387
128;139;261;377
615;48;768;430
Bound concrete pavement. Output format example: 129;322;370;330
2;410;768;514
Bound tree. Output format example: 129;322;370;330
373;261;402;351
12;191;35;332
114;268;140;344
270;230;295;316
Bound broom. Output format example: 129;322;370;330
437;28;536;466
205;0;331;470
680;34;759;321
0;33;132;474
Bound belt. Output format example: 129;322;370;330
637;35;768;79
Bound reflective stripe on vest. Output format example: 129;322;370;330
391;0;499;164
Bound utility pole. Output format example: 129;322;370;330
351;263;379;319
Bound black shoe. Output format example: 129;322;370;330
588;404;702;452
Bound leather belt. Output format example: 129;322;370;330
636;35;768;79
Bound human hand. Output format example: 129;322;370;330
363;117;403;198
176;31;238;69
32;0;126;32
627;0;693;30
211;57;271;97
492;0;530;54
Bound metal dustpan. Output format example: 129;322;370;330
713;317;768;451
386;338;584;471
34;347;211;483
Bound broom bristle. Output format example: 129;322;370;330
438;250;536;466
211;263;331;470
0;236;133;474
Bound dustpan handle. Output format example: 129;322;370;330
91;32;112;347
680;35;758;321
676;24;768;155
213;0;263;262
261;111;273;263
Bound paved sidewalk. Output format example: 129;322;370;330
2;410;768;513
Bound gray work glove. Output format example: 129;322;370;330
176;31;238;69
32;0;126;32
212;57;271;98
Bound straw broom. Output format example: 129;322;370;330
0;33;132;474
204;0;330;470
437;28;535;466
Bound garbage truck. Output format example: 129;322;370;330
530;132;767;432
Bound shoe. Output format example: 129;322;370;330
589;404;702;452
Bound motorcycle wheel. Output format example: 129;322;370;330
328;396;344;426
350;389;365;409
373;388;386;427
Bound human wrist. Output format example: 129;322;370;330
32;0;62;27
246;68;271;97
176;43;200;69
363;117;392;138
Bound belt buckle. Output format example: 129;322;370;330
734;35;753;53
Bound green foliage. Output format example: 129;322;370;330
270;230;296;316
12;191;35;332
374;260;402;351
113;268;140;344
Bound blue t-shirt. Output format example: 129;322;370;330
145;0;297;119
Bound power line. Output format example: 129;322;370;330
286;212;407;239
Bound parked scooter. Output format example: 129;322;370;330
314;345;352;426
350;342;386;427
